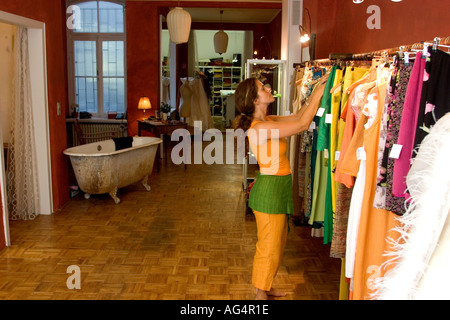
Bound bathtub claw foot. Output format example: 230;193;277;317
109;188;120;204
142;176;151;191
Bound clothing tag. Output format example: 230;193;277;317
316;108;325;117
356;147;366;160
335;151;340;161
325;114;333;124
324;149;329;159
308;121;316;132
389;144;403;159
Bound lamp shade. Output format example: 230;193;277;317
167;7;192;44
138;97;151;110
214;30;228;54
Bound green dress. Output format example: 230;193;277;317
309;66;336;243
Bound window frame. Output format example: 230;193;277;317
66;0;127;118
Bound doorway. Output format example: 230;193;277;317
0;11;53;248
160;25;251;131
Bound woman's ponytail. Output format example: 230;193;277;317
232;113;253;132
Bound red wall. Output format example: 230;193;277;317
126;2;162;137
304;0;450;59
0;0;70;213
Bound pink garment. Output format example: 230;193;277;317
392;52;427;197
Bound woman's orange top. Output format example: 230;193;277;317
248;119;291;176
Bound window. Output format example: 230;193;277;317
66;0;126;117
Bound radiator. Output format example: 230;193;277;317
70;122;128;146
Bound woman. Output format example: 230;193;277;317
233;77;327;300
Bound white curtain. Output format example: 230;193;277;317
6;27;39;220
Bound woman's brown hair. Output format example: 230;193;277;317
232;78;258;132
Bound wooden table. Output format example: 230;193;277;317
137;120;188;172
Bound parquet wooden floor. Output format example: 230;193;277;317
0;140;341;300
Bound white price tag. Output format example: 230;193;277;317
324;149;329;159
357;147;366;160
316;108;325;117
308;121;316;132
389;144;403;159
335;151;340;161
325;114;333;124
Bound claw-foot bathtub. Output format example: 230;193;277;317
64;136;162;204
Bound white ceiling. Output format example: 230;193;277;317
180;7;281;24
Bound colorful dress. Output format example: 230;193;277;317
351;77;401;300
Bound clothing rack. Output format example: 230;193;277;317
294;36;450;69
351;36;450;60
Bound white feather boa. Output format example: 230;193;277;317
373;113;450;300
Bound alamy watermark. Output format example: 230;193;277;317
366;5;381;30
66;265;81;290
169;121;279;169
66;5;81;30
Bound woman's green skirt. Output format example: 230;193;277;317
248;173;294;215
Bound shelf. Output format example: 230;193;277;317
197;65;242;122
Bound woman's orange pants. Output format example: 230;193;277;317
252;211;288;291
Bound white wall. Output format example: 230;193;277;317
28;27;53;216
0;22;15;143
281;0;303;115
161;29;170;62
195;30;244;62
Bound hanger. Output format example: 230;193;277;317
330;82;342;95
359;80;377;92
343;57;382;95
398;46;417;64
345;70;371;94
424;37;450;53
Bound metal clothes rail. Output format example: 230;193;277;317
294;35;450;68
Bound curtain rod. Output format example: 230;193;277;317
294;35;450;68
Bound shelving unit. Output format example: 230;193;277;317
197;65;242;120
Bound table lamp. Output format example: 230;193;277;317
138;96;152;118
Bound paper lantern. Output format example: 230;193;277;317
167;7;191;44
214;30;228;55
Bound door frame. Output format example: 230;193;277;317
0;10;53;247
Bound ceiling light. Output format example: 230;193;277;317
214;10;228;55
167;7;192;44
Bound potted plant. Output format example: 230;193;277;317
160;102;171;121
70;103;79;118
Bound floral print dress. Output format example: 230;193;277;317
373;59;414;215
